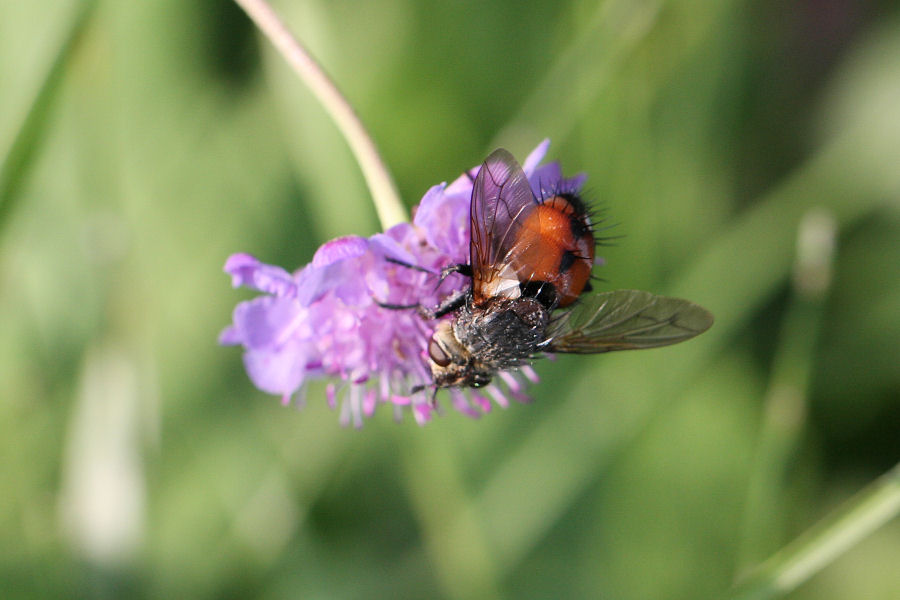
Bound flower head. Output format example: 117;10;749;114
221;140;588;426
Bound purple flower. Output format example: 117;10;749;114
221;140;587;426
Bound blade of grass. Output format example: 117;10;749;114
736;209;838;569
727;461;900;600
0;0;99;236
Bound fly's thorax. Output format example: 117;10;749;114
457;296;550;356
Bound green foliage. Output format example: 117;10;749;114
1;1;897;598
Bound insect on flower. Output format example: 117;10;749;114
382;149;714;391
221;140;712;426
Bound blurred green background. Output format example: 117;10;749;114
2;0;898;598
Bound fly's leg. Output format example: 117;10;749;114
378;257;472;318
384;257;437;274
409;383;440;408
385;256;472;286
429;288;467;318
438;263;472;282
376;287;467;320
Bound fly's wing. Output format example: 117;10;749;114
470;149;539;303
544;289;713;353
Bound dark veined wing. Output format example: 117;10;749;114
470;149;539;303
544;289;713;353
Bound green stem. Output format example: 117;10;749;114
233;0;407;229
0;0;99;235
728;462;900;600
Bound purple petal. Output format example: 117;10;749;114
446;171;476;194
363;389;377;416
299;240;374;307
371;224;420;267
312;235;368;267
218;325;241;346
414;184;470;262
224;253;260;286
522;138;551;174
529;162;562;195
413;402;434;425
520;365;540;383
486;385;509;409
450;388;481;418
225;253;297;297
292;264;329;306
471;392;492;413
243;340;308;396
231;296;304;349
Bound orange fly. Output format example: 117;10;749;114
388;149;713;390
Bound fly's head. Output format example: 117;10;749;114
426;320;494;388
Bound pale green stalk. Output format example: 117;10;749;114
233;0;407;229
728;462;900;600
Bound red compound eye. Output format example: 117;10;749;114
428;336;451;367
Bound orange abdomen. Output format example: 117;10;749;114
511;196;594;307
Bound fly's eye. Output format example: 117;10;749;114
428;336;451;367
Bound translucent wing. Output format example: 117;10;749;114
470;149;540;304
544;289;713;353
